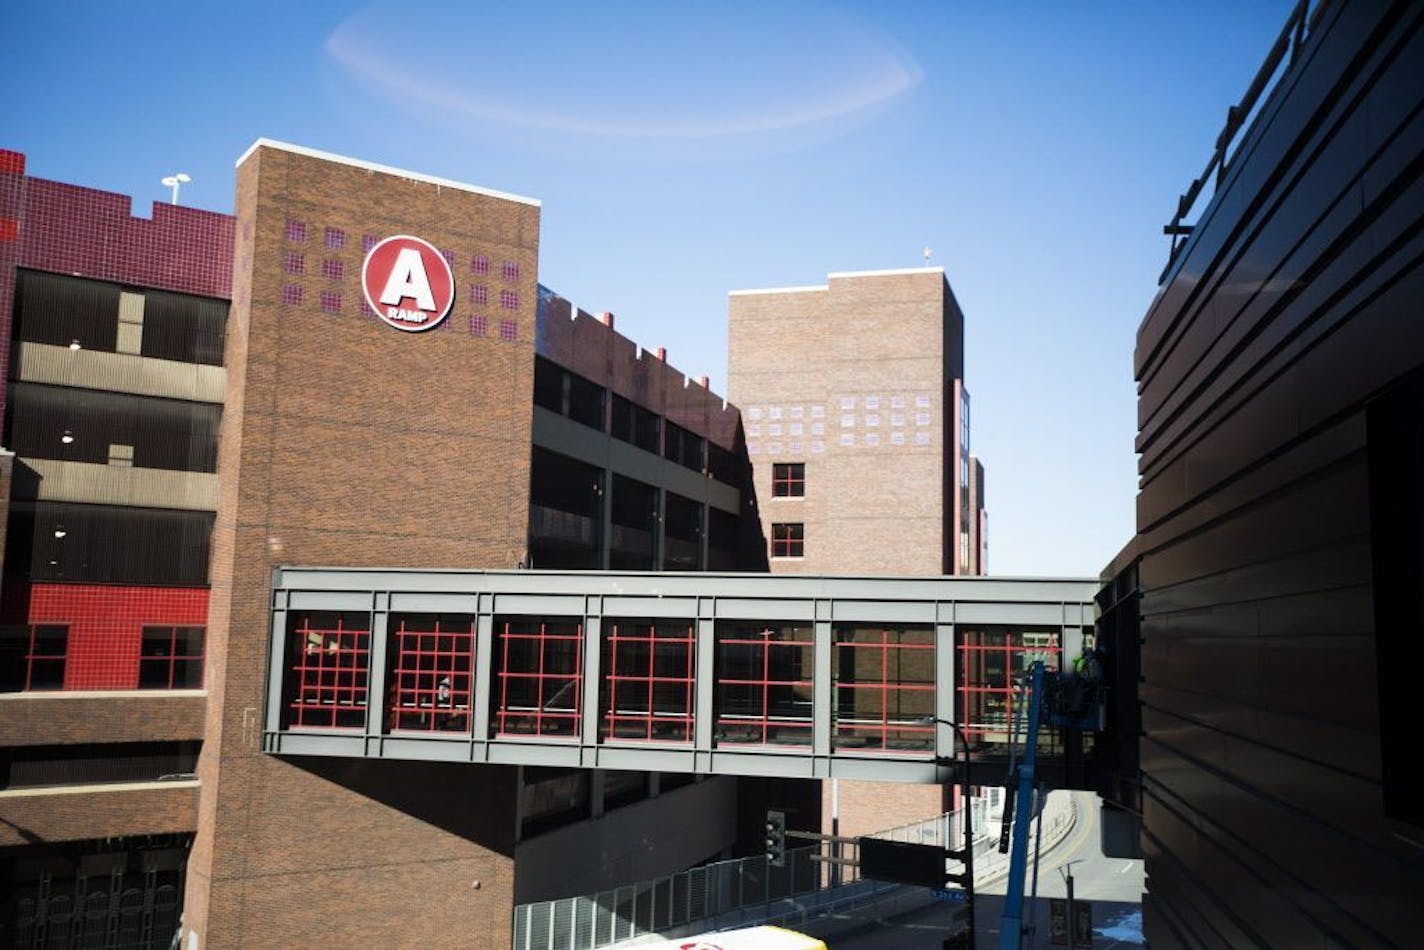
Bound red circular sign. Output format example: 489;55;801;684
361;235;455;332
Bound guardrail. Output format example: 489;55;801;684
511;792;1080;950
1160;0;1328;283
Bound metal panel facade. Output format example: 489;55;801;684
1134;2;1424;945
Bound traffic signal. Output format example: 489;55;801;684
765;809;786;867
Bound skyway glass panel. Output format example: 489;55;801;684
831;624;934;754
714;621;813;747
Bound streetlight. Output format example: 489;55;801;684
161;173;191;204
922;715;978;949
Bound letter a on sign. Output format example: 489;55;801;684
361;235;455;332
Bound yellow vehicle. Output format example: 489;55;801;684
637;924;828;949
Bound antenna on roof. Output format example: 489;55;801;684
161;173;191;205
922;245;933;266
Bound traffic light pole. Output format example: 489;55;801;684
930;717;977;949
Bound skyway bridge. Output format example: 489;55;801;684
263;569;1098;783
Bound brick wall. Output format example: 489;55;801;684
727;270;964;576
0;781;198;846
186;142;540;949
0;692;204;746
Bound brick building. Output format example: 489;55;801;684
727;268;990;839
0;141;793;948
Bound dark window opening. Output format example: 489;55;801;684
708;441;740;486
141;289;228;365
610;475;658;570
0;624;67;692
611;393;661;454
492;617;582;738
0;741;199;790
283;611;371;729
771;523;804;558
600;619;695;744
713;621;813;747
138;626;204;689
531;356;607;432
831;625;934;754
708;507;739;571
772;463;805;498
662;492;703;572
528;448;603;569
4;502;212;586
5;382;221;473
664;421;705;472
385;613;475;733
13;270;120;352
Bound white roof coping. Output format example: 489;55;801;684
236;138;541;207
827;266;944;279
727;284;828;297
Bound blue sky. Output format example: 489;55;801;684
3;1;1298;576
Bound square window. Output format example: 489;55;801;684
324;227;346;250
285;219;307;242
916;432;931;445
473;255;490;276
747;441;761;455
471;285;488;306
747;407;762;421
810;422;824;436
362;234;378;254
500;289;519;310
769;407;783;420
772;462;805;497
443;249;457;269
840;433;854;446
891;432;906;445
811;441;825;454
766;442;783;455
865;396;880;410
282;251;304;275
840;397;855;410
469;315;488;336
841;414;855;428
865;433;880;446
747;424;761;437
891;413;905;427
5;624;68;691
771;523;804;558
499;319;518;341
865;414;880;427
916;395;931;408
916;413;931;426
789;423;803;436
320;291;342;314
891;396;905;409
502;260;520;281
811;406;825;419
790;406;804;419
139;626;205;689
321;258;344;281
282;284;303;306
768;423;783;437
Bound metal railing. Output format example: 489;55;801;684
1160;0;1330;283
511;792;1090;950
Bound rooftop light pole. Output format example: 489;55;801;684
161;173;191;205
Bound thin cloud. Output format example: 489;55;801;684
324;0;921;153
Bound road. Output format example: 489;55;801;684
800;791;1144;949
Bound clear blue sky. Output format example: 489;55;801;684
3;0;1298;577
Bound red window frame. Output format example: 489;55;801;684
600;620;695;744
771;523;804;558
285;613;371;729
771;463;805;497
713;623;813;747
832;625;935;754
138;625;205;689
386;615;475;733
493;619;583;738
957;628;1061;747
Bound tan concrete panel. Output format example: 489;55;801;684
22;457;219;510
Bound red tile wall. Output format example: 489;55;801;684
27;583;210;690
